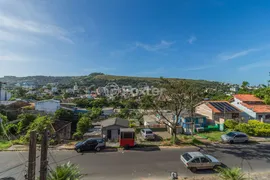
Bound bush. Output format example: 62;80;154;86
248;120;262;126
235;123;254;135
254;128;270;137
72;132;83;140
224;119;239;129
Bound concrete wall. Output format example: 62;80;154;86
195;104;213;120
35;100;60;113
231;98;257;120
102;125;126;141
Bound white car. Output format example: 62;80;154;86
141;128;155;140
180;152;221;172
221;132;249;144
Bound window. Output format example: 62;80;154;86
237;134;247;138
182;153;192;161
200;157;210;163
191;158;200;163
266;114;270;119
121;132;133;139
141;130;145;133
258;115;263;119
227;132;236;137
146;131;153;134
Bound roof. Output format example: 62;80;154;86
240;102;270;113
36;99;60;103
233;94;263;102
187;152;204;158
101;117;129;128
120;128;135;132
198;101;241;113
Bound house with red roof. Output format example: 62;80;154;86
231;94;270;122
195;101;241;124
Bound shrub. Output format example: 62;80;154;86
217;167;246;180
254;128;270;137
248;120;262;126
235;123;254;135
72;132;83;140
225;119;239;129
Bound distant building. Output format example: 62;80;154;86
0;89;12;101
51;87;58;93
35;99;60;113
73;83;78;92
21;82;36;89
65;88;74;94
230;86;239;93
96;87;106;96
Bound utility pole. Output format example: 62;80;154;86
40;129;49;180
27;131;37;180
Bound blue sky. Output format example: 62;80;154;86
0;0;270;84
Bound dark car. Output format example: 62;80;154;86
75;138;105;152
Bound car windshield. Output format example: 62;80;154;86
182;153;193;161
227;132;236;137
146;131;152;134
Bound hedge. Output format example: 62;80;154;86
233;120;270;137
224;119;239;129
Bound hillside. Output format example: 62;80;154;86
0;73;229;90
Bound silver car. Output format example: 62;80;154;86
221;132;248;144
141;128;155;140
180;152;221;172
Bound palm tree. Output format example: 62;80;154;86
217;167;246;180
48;162;82;180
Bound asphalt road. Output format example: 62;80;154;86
1;143;270;180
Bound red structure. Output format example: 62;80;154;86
119;128;135;149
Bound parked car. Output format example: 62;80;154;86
221;132;248;144
180;152;221;172
75;138;105;152
141;128;155;140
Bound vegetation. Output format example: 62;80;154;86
224;119;239;129
73;116;92;139
48;161;82;180
54;109;74;121
197;131;229;142
0;140;12;150
216;167;246;180
253;87;270;105
17;113;37;134
225;119;270;137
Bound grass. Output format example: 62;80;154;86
197;130;230;142
0;140;12;150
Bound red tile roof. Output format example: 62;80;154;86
233;94;263;102
240;102;270;113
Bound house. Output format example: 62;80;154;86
143;114;160;127
231;94;270;122
51;87;58;93
178;111;207;135
35;99;60;113
102;107;115;117
101;117;129;141
195;101;241;124
21;82;36;89
65;88;74;94
52;120;72;141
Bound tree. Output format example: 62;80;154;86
89;107;102;119
123;99;139;109
0;114;8;136
140;95;154;110
17;113;37;134
48;161;82;180
185;84;204;135
25;116;54;142
73;98;91;108
91;98;108;108
54;109;74;121
74;116;92;138
146;79;188;143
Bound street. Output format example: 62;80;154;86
1;143;270;180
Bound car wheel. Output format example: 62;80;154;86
76;148;81;153
230;140;234;144
244;140;248;143
190;167;197;173
96;147;101;152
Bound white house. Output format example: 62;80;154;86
73;83;78;92
35;100;60;113
66;88;74;94
231;94;270;122
0;89;12;101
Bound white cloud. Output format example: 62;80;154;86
184;65;215;71
218;48;260;61
0;14;74;44
188;36;197;44
239;61;270;71
135;40;174;51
